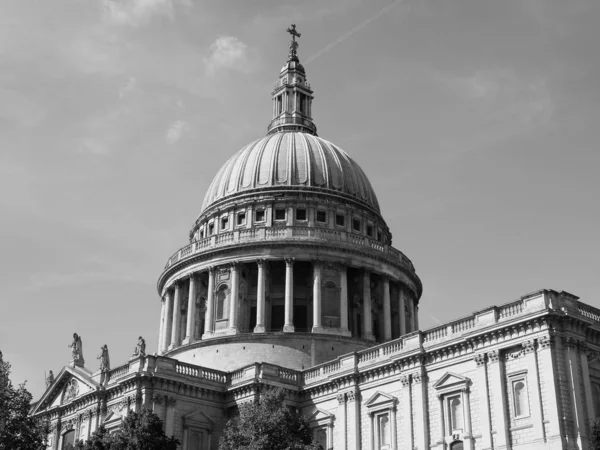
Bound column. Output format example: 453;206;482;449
536;335;562;445
335;392;347;450
522;340;545;442
169;282;182;349
162;289;173;352
340;265;350;334
182;274;197;344
382;276;392;340
474;354;492;450
283;258;295;332
157;297;166;354
312;261;323;333
487;350;509;449
363;271;374;340
564;337;588;448
580;343;596;433
203;268;215;337
400;375;413;450
399;288;406;335
254;260;266;333
229;263;239;334
412;371;429;450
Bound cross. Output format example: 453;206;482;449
286;24;301;42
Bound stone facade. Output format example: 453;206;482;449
31;27;600;450
32;290;600;450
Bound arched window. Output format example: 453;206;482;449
513;380;528;417
449;396;463;431
61;430;75;450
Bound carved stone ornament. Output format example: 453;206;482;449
167;397;177;406
539;335;554;349
62;379;80;404
346;390;356;402
474;353;486;367
487;350;501;364
412;373;423;384
337;393;346;404
400;375;411;387
522;340;536;354
152;394;163;404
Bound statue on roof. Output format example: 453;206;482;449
45;370;54;388
133;336;146;357
68;333;84;367
98;345;110;372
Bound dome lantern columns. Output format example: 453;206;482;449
157;259;419;355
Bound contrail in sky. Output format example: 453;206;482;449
305;0;406;64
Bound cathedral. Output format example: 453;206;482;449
32;26;600;450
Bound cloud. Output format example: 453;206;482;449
118;76;142;100
204;36;251;75
101;0;190;26
165;120;187;144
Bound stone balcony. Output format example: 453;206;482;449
162;225;414;272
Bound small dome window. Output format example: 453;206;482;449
296;208;307;221
316;210;327;223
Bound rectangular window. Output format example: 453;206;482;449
316;210;327;223
377;231;382;242
275;208;286;221
199;229;204;239
221;216;229;230
208;223;214;235
237;212;246;226
314;428;327;450
367;225;373;237
353;218;361;232
255;210;265;222
296;208;307;221
335;214;345;227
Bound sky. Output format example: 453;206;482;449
1;0;599;400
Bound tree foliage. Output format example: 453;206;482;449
592;420;600;450
0;351;48;450
76;409;178;450
219;388;321;450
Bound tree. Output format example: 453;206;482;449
0;351;48;450
219;388;321;450
77;409;178;450
592;420;600;450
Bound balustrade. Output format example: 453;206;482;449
162;225;413;271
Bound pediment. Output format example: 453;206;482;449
183;409;214;429
432;372;470;391
32;365;99;415
364;391;397;409
307;408;334;425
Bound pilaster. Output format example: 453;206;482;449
487;349;509;449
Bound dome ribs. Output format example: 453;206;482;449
275;132;289;184
197;132;382;217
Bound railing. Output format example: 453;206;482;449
278;368;300;383
579;303;600;321
423;326;447;342
163;226;413;272
108;363;129;381
175;361;227;383
498;301;524;319
267;115;317;135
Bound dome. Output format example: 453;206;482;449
200;132;381;215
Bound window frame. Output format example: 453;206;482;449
508;370;530;419
352;218;361;232
255;209;265;223
432;372;472;446
236;211;246;226
295;208;307;222
335;213;345;227
220;216;229;231
274;207;286;221
316;210;327;223
364;391;398;450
